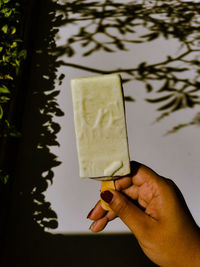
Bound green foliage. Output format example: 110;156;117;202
0;169;9;184
0;0;26;183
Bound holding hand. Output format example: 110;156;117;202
87;162;200;267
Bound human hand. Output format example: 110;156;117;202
87;162;200;267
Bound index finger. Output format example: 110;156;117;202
87;201;107;220
114;161;142;190
130;161;160;186
114;161;145;190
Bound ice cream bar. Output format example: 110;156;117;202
71;74;130;180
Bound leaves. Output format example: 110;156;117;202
65;46;74;57
0;84;10;94
146;94;174;103
0;96;10;103
0;0;27;183
124;96;135;102
138;62;147;75
11;26;16;35
18;49;27;60
141;32;160;41
146;89;200;114
1;24;8;33
58;0;200;57
55;0;200;133
0;170;9;184
0;0;27;121
145;83;153;93
0;105;3;119
157;80;170;93
157;97;177;111
83;44;101;56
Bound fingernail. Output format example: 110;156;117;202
89;221;96;231
87;208;94;219
100;190;113;203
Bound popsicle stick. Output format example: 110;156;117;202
100;180;116;211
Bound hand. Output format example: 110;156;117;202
87;162;200;267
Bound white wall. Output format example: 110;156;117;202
45;0;200;233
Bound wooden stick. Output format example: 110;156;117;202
100;180;115;211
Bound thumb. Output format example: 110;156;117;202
100;190;149;236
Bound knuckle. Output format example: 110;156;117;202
112;195;129;219
161;176;176;191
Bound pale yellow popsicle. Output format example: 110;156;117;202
71;74;130;181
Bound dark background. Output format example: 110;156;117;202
0;1;158;266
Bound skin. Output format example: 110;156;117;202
87;161;200;267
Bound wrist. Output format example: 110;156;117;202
171;227;200;267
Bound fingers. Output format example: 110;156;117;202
87;201;117;232
115;162;160;191
114;161;149;191
122;185;139;200
101;190;153;236
115;176;132;191
130;161;161;187
90;217;108;232
87;201;116;221
88;162;161;233
90;210;116;232
87;201;106;221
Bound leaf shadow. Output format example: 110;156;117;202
55;0;200;131
1;2;159;267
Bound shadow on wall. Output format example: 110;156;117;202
7;0;64;232
2;0;157;266
7;0;200;266
56;0;200;134
3;0;62;265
